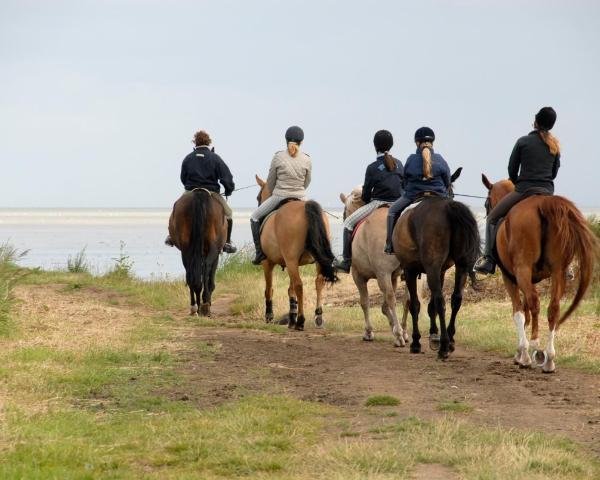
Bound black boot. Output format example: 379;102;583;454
164;235;174;247
474;222;497;274
333;229;353;273
251;220;266;265
223;219;237;254
384;215;396;255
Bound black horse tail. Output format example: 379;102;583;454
304;201;338;284
446;200;480;270
187;190;209;290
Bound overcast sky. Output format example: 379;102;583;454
1;0;599;208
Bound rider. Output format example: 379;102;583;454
250;126;312;265
475;107;560;274
384;127;451;254
165;130;237;253
333;130;404;273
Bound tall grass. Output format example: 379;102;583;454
66;246;90;273
0;243;27;333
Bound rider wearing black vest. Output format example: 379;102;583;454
475;107;561;274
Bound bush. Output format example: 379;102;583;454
67;247;90;273
0;243;27;328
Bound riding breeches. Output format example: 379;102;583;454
486;191;526;226
250;195;290;222
387;196;413;223
180;190;232;219
343;200;391;231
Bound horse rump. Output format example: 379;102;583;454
304;201;338;284
446;200;480;270
539;196;597;326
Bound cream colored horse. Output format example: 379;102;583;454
339;187;421;347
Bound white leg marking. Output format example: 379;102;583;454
513;311;531;367
542;329;556;373
529;338;540;350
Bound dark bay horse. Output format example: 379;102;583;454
168;189;227;316
482;175;597;372
392;194;480;359
255;175;338;330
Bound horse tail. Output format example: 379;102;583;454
540;196;597;327
304;201;338;284
187;190;210;290
446;200;481;269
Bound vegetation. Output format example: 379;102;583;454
66;246;90;273
365;395;400;407
0;243;27;334
438;400;474;413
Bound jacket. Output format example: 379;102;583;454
362;154;404;203
266;149;312;198
403;148;451;199
508;131;560;194
180;146;235;195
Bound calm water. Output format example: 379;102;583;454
1;206;597;279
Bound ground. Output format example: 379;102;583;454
0;267;599;479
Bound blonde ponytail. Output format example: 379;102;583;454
287;142;300;157
539;130;560;156
420;142;433;179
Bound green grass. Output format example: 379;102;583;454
0;243;28;335
438;400;474;413
365;395;400;407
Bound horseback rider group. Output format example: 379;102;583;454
167;107;561;275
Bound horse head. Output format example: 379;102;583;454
481;174;515;214
255;174;272;205
339;185;365;220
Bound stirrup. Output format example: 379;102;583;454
474;256;496;274
252;251;266;265
223;243;237;254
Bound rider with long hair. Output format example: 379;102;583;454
166;130;237;253
384;127;451;254
475;107;561;274
333;130;404;273
250;126;312;265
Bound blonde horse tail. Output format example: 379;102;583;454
541;196;597;327
304;201;338;284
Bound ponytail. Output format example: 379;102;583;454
287;141;300;157
419;142;434;179
383;152;396;172
539;130;560;156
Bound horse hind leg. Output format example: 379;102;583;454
263;261;275;323
287;262;304;330
353;272;373;341
189;287;198;316
447;266;468;353
540;269;565;373
393;274;410;343
406;271;422;353
376;275;405;347
314;265;325;328
502;274;531;368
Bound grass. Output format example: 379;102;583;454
365;395;400;407
67;246;90;273
0;243;27;335
438;400;474;413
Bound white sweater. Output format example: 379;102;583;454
266;150;312;198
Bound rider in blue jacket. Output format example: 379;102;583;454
384;127;451;254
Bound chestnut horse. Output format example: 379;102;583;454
339;187;419;347
168;189;226;316
481;175;597;372
392;193;480;359
255;175;338;330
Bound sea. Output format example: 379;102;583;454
1;207;598;280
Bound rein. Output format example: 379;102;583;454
453;193;487;200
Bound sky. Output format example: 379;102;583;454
1;0;599;208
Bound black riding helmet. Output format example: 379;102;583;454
535;107;557;131
373;130;393;153
285;125;304;144
414;126;435;143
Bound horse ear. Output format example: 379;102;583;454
450;167;463;183
339;193;347;204
481;173;493;190
255;175;265;187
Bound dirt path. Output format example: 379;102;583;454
174;294;600;456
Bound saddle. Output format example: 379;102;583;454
259;197;302;235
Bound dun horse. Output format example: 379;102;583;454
481;175;597;372
392;188;480;359
339;186;418;347
168;189;227;316
255;175;338;330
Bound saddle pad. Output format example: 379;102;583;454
351;204;390;240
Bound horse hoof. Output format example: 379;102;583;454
266;314;274;324
449;342;455;352
314;316;323;328
362;334;374;342
429;335;440;351
288;322;296;329
438;351;449;360
410;344;421;354
294;324;304;331
394;338;405;348
532;350;546;368
190;305;198;316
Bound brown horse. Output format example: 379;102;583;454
255;175;338;330
168;189;226;316
392;191;480;359
339;187;420;347
481;175;597;372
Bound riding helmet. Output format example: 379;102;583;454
414;126;435;143
373;130;394;153
535;107;557;131
285;126;304;144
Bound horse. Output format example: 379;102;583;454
481;175;597;372
392;183;480;359
255;175;338;330
339;187;420;347
168;189;226;317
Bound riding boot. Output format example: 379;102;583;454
222;219;237;254
251;220;266;265
384;215;396;255
164;235;174;247
333;229;352;273
474;222;497;274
